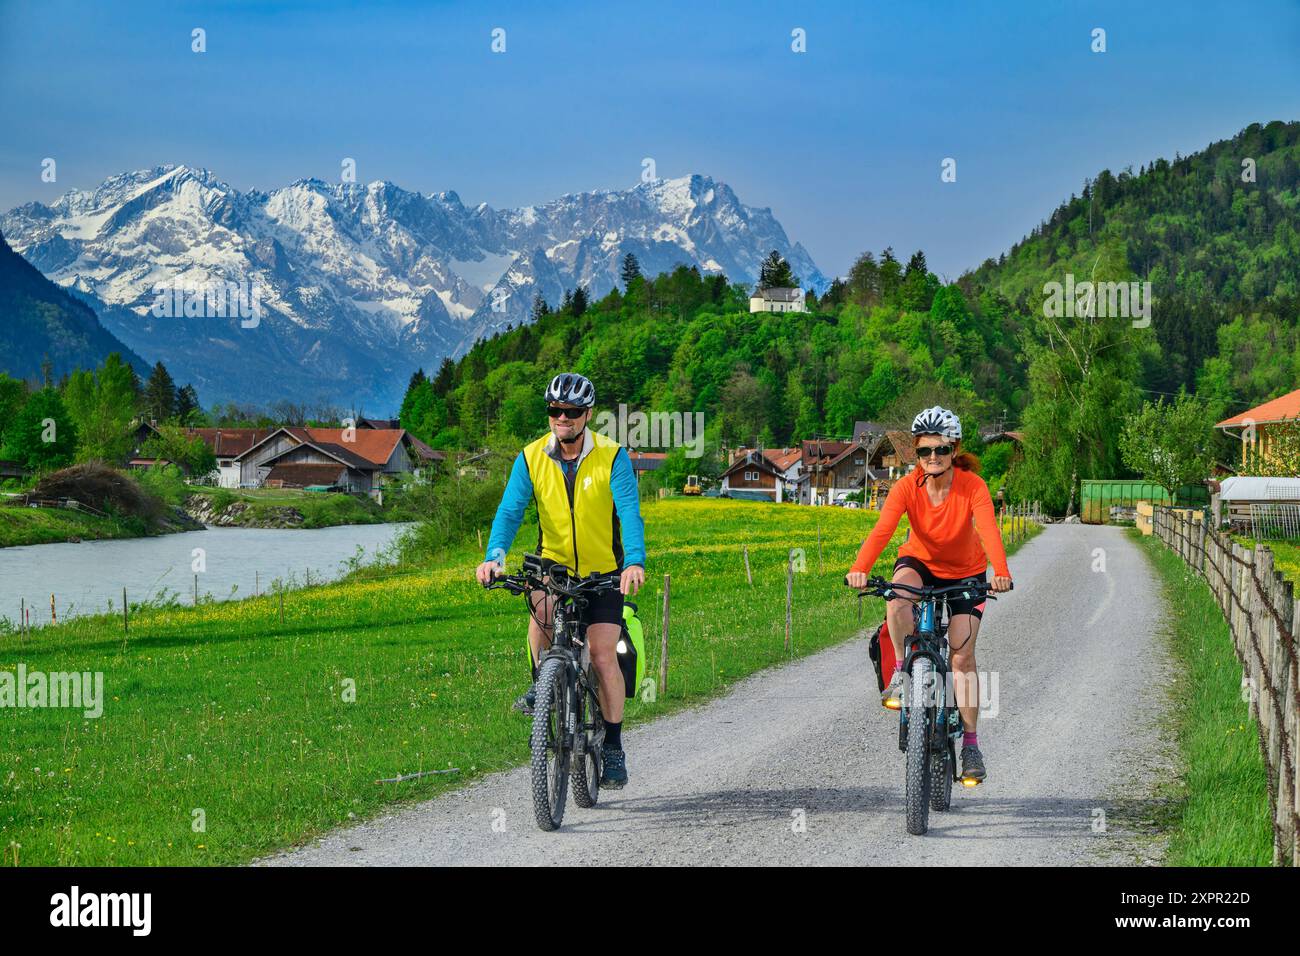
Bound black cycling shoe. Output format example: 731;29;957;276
599;747;628;789
512;686;536;716
960;744;987;784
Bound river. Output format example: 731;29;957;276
0;523;414;627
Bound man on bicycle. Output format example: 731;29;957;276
475;372;646;790
845;406;1011;783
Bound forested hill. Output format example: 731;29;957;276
0;230;148;383
962;120;1300;398
402;120;1300;511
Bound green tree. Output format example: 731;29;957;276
4;387;77;471
571;286;589;317
1119;394;1215;496
62;353;138;463
0;373;28;455
758;250;797;289
1010;244;1141;514
143;361;177;422
175;383;201;424
141;424;217;477
531;292;551;320
620;252;642;286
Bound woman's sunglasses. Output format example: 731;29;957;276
916;444;954;459
547;406;587;420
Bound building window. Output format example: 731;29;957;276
745;470;758;481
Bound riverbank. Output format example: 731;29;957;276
184;488;391;529
0;521;412;627
0;500;201;548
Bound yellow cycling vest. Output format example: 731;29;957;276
522;430;624;576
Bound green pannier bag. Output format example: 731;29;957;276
617;601;645;698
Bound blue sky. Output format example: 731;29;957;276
2;0;1297;279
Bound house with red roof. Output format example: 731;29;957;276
231;426;443;492
1216;387;1300;471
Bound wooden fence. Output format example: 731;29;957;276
999;500;1042;547
1153;506;1299;865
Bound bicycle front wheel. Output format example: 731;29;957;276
905;658;934;835
530;657;572;831
571;678;602;809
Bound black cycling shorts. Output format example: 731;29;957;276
892;556;987;619
578;584;624;628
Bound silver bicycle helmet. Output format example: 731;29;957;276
911;405;962;440
545;372;595;408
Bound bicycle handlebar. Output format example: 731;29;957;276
842;575;1010;599
484;565;621;600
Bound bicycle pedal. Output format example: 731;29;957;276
960;776;983;788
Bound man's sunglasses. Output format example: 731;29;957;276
916;444;954;459
547;406;587;420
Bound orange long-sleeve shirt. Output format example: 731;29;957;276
850;467;1011;579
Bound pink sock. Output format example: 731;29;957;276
892;661;903;673
963;732;978;747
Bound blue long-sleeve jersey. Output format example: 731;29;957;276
486;445;646;569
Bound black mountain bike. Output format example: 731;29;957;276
848;575;1007;835
486;554;621;831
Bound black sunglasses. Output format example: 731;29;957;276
547;406;587;420
916;444;954;458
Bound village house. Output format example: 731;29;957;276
231;427;442;493
796;428;916;505
129;421;442;488
748;287;807;314
719;449;787;501
719;447;801;501
1216;388;1300;470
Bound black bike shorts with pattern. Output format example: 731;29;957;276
892;556;988;619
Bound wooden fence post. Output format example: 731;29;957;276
743;544;752;586
817;522;823;575
122;587;128;635
785;550;793;654
50;594;56;626
659;574;671;696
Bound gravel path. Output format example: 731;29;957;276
263;523;1176;866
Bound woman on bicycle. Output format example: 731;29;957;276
845;406;1012;783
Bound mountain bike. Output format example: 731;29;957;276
485;554;621;831
847;575;1008;835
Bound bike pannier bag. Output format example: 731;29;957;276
868;620;897;692
618;601;645;698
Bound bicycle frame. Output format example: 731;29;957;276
897;595;961;757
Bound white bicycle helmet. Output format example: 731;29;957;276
911;405;962;441
545;372;595;408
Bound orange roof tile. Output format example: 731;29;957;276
1217;388;1300;428
302;428;403;467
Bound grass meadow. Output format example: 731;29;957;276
0;498;1039;865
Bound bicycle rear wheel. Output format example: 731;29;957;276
931;738;954;812
905;658;934;835
530;657;572;831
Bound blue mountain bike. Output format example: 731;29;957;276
849;575;1007;835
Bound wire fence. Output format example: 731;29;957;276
1248;503;1300;540
1153;506;1299;866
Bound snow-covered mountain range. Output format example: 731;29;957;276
1;165;826;410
